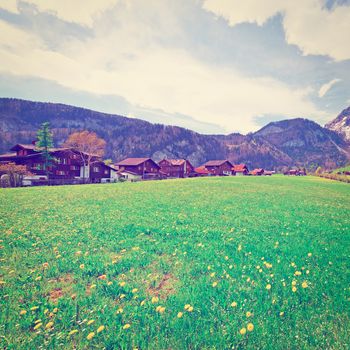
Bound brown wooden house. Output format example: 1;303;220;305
232;164;249;176
0;143;110;184
115;158;161;180
250;168;265;176
202;160;233;176
158;158;194;178
90;161;118;183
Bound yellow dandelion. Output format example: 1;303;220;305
107;281;113;286
35;276;42;281
187;306;194;312
210;272;216;277
20;310;27;315
152;296;159;304
207;265;211;270
212;281;218;287
302;281;308;289
247;323;254;332
98;274;107;280
42;262;49;268
246;311;252;318
34;319;42;324
30;306;39;311
240;327;247;335
45;321;54;329
90;284;96;289
231;301;237;307
259;269;263;273
184;304;191;310
292;280;297;286
159;307;166;313
87;320;95;325
97;325;105;333
294;271;302;276
116;308;123;314
266;284;272;290
156;306;162;312
132;288;138;293
119;281;126;287
53;308;58;313
87;332;95;340
177;312;183;318
79;264;85;269
280;311;284;316
56;254;62;258
292;286;297;293
123;324;131;330
306;270;310;275
140;300;146;306
69;329;78;335
33;323;42;330
308;253;312;257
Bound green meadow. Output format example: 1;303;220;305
0;176;349;349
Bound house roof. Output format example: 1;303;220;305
204;160;232;167
117;170;141;176
233;164;248;172
0;152;17;158
251;168;264;174
161;159;186;166
116;158;160;168
194;166;211;174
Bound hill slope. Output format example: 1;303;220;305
325;106;350;142
0;98;348;169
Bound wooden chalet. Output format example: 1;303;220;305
193;166;212;177
284;169;306;176
0;143;116;185
251;168;265;176
158;158;194;178
202;160;233;176
115;158;162;180
232;164;249;176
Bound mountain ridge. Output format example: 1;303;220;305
0;97;349;170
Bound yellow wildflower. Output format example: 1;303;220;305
42;262;49;268
151;296;159;303
240;327;247;335
45;321;54;329
35;276;42;281
308;252;312;257
116;308;123;314
266;284;272;290
87;332;95;340
246;311;252;318
107;281;113;286
79;264;85;269
187;306;194;312
247;323;254;332
302;281;308;288
123;324;131;330
231;301;237;307
212;281;218;287
90;284;96;289
53;308;58;313
184;304;191;310
87;320;95;325
33;323;42;330
119;281;126;287
292;286;297;292
20;310;27;315
132;288;138;293
177;312;183;318
30;306;39;311
69;329;78;335
97;325;105;333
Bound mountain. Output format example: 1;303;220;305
325;106;350;143
0;97;349;169
253;118;349;169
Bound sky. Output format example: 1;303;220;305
0;0;349;134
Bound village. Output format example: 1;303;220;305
0;141;306;187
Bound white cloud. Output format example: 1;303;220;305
318;79;341;98
202;0;350;61
0;0;19;14
23;0;120;27
0;10;327;135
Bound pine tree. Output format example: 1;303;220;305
36;122;54;182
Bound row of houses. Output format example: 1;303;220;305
0;143;275;186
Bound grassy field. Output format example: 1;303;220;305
0;176;349;349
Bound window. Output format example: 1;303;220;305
93;167;99;172
70;165;79;170
104;170;109;175
32;163;42;170
56;170;66;176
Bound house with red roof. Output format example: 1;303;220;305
158;158;194;178
202;160;233;176
115;158;161;180
250;168;265;176
193;166;212;177
232;164;249;176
